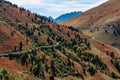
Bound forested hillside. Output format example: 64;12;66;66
0;0;120;80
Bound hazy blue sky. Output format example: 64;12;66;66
7;0;108;18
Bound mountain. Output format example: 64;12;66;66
59;0;120;49
0;0;120;80
54;11;82;22
48;16;54;21
59;0;120;28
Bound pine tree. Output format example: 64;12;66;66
19;41;23;51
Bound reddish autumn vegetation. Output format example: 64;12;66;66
60;0;120;49
0;0;120;80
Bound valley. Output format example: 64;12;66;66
60;0;120;51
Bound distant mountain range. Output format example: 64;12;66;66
54;11;82;22
59;0;120;49
48;16;54;21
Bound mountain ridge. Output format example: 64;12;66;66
59;0;120;48
59;0;120;28
54;11;82;22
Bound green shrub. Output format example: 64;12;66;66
0;73;3;79
111;72;119;79
112;60;120;72
0;68;9;80
49;74;54;80
0;68;8;75
88;63;96;75
32;65;40;76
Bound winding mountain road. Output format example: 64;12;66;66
0;43;59;56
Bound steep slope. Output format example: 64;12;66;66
0;21;30;52
54;11;82;22
59;0;120;48
59;0;120;28
0;0;120;80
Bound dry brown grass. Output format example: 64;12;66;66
59;0;120;29
0;57;26;72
